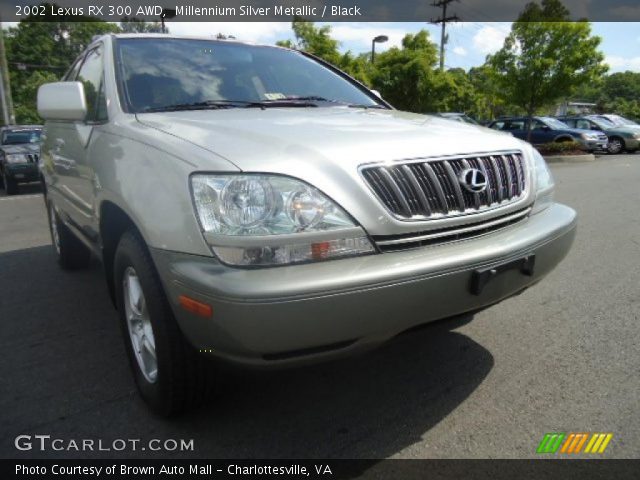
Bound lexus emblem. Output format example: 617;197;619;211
459;168;487;193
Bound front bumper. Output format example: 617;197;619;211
623;137;640;150
4;163;40;183
152;203;577;366
579;138;608;151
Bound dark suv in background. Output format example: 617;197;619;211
0;125;42;195
488;116;608;152
559;115;640;154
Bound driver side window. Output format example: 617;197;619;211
576;120;590;130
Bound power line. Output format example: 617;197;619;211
430;0;461;71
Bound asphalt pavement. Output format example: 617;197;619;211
1;155;639;460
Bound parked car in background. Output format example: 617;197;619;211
488;116;608;152
0;125;42;195
559;115;640;154
37;34;576;415
436;112;479;125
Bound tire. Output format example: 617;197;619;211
3;171;18;195
607;137;624;155
114;230;213;416
47;201;92;269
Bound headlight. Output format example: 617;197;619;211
5;153;29;164
580;133;598;140
633;132;640;140
191;174;375;266
531;148;554;214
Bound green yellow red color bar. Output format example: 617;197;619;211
537;433;613;454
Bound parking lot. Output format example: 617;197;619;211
1;155;639;460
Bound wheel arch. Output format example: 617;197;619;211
99;201;147;305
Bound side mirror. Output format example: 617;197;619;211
37;82;87;121
370;89;382;99
541;125;551;131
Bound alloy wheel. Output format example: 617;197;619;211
123;267;158;383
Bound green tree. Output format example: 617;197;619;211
369;31;440;112
5;3;120;123
120;17;165;33
276;20;373;86
488;0;607;139
276;19;341;66
602;71;640;102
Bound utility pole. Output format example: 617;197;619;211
430;0;460;71
0;18;15;126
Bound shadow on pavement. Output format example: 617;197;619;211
1;245;493;460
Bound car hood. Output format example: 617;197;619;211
136;107;526;172
562;127;605;136
1;143;40;155
612;125;640;134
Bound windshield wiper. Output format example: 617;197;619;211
141;98;321;112
141;100;250;113
346;103;387;110
141;97;385;113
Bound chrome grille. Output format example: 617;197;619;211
373;207;531;252
361;152;527;220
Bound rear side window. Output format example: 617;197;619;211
76;46;107;122
490;121;505;130
505;120;525;130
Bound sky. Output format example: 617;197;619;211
165;21;640;73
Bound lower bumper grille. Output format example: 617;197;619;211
373;207;532;252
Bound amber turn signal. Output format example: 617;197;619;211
179;295;213;318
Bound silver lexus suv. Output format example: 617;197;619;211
37;34;576;415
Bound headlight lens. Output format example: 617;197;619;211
191;174;375;266
580;133;598;140
5;153;29;164
531;148;555;214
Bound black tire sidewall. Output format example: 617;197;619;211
114;231;181;415
4;173;17;195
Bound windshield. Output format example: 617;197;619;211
115;38;382;113
1;130;41;145
604;114;638;126
541;117;570;130
587;116;615;129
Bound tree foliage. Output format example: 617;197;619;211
120;17;165;34
488;0;607;136
5;4;120;123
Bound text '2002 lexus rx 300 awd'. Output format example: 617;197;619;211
37;35;576;415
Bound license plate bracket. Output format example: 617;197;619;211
470;254;535;295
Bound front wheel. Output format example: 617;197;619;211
114;230;213;415
2;171;18;195
607;137;624;155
